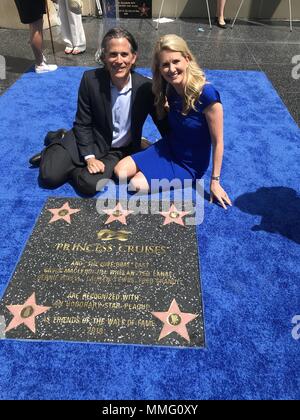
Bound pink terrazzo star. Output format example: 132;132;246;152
103;202;134;225
48;202;80;224
159;204;190;226
5;292;51;333
152;299;198;342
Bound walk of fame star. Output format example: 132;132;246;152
151;299;198;342
48;202;80;224
5;293;51;333
159;204;190;226
103;202;134;225
139;4;150;17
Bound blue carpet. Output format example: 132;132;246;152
0;67;299;400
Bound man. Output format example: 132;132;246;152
14;0;57;73
32;27;167;195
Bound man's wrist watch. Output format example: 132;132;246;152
211;175;220;181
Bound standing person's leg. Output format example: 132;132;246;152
65;2;86;54
29;18;44;65
217;0;227;26
58;0;74;53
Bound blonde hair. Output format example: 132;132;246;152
152;34;206;119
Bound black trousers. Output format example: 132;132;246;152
39;141;128;196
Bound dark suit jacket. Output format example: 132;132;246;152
62;68;168;166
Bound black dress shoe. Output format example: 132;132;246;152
29;152;42;167
215;16;227;28
44;128;68;146
217;20;227;28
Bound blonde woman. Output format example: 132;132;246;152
114;34;231;209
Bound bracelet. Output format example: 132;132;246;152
211;175;220;181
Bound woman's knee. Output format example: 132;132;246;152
114;156;137;179
114;159;128;178
128;173;149;193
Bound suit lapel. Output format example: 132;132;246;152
100;70;113;135
130;71;138;129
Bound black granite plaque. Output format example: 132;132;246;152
118;1;152;19
0;198;205;348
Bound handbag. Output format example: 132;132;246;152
67;0;83;14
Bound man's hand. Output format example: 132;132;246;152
86;158;105;174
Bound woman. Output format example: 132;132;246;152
57;0;86;54
114;34;231;210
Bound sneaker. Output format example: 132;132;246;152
35;62;58;74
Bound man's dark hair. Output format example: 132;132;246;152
100;27;138;61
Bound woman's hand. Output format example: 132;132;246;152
210;180;232;210
86;158;105;174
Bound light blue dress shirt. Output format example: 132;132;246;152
111;74;132;148
84;75;132;160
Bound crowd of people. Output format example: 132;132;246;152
14;0;228;73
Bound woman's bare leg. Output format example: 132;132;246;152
114;157;149;193
217;0;227;24
114;156;139;180
129;172;150;193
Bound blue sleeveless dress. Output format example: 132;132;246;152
131;83;221;184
